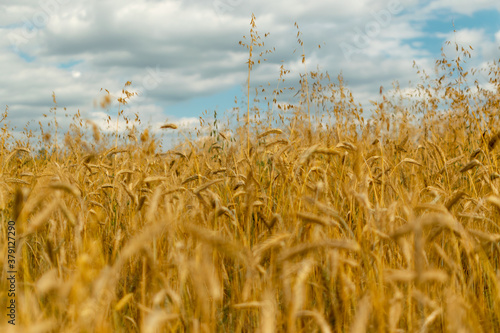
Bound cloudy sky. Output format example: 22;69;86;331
1;0;499;143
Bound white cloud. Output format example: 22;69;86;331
0;0;498;148
423;0;500;15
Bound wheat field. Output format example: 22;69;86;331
1;20;500;332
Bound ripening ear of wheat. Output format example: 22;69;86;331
1;16;500;333
161;123;178;130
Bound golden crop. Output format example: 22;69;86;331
1;16;499;332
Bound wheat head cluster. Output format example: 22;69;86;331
1;18;500;333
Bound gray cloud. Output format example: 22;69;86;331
0;0;499;145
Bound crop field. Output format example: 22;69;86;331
1;21;500;332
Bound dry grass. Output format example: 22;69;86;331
1;19;500;332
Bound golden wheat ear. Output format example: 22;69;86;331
161;123;178;129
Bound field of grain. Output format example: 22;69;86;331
1;22;500;332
